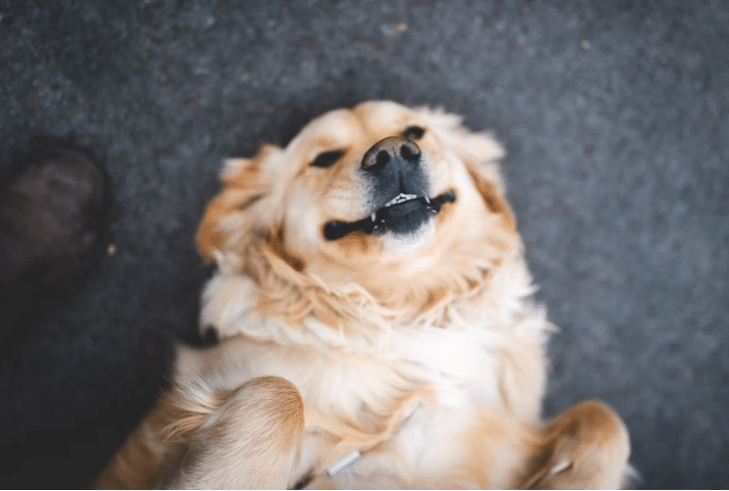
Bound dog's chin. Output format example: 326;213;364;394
382;218;436;254
376;198;437;254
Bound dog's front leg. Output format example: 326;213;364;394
519;400;631;489
164;376;305;489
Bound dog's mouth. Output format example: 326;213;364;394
323;190;456;241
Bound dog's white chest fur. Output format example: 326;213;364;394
191;254;550;487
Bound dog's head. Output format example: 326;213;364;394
197;101;519;314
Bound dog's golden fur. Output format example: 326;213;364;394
94;101;630;489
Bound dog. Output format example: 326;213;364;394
94;101;631;489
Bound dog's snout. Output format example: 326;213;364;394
360;136;430;203
361;136;421;171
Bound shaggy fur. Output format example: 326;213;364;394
94;101;630;489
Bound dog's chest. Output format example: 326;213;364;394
285;326;510;482
289;322;507;414
198;265;549;485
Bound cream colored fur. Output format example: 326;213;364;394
94;101;631;489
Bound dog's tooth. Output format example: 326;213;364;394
424;197;430;204
383;193;419;208
371;213;377;222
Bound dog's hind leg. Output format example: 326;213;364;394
519;400;631;489
93;376;304;489
93;398;185;489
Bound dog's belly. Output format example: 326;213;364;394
326;404;474;488
304;401;528;489
177;333;525;488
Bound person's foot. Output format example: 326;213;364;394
0;144;109;340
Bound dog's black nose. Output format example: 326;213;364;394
360;136;430;204
361;136;421;172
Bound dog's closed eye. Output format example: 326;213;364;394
310;150;345;168
403;126;425;140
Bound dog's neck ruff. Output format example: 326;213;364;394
202;243;540;355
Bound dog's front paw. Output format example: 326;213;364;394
522;401;631;489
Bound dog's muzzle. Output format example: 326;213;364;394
324;136;455;241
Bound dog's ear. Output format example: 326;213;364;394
423;108;516;232
196;144;285;264
464;159;517;233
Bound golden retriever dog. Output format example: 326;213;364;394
94;101;631;489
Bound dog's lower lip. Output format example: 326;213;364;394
323;190;456;241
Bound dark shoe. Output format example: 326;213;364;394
0;144;109;341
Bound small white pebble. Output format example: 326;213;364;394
382;23;407;37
